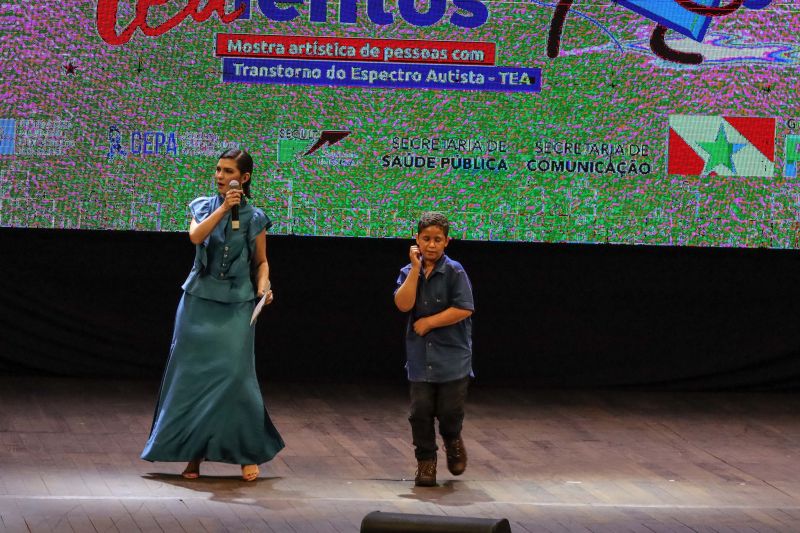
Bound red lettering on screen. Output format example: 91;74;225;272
96;0;245;46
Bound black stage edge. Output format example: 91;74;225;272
2;227;800;390
360;511;512;532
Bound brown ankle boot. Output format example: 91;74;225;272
414;457;437;487
445;436;467;475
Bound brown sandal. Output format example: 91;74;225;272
241;464;259;481
181;458;202;479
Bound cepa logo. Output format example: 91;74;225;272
547;0;773;64
107;125;179;160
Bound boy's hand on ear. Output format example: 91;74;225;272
409;245;422;269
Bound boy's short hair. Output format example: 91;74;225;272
417;211;450;237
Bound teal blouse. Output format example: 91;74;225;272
181;195;272;303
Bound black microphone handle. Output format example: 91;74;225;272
231;204;240;230
229;179;241;230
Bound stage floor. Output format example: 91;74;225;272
2;377;800;532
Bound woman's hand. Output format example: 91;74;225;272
257;287;274;305
222;188;243;212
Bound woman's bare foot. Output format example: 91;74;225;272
181;458;202;479
241;464;259;482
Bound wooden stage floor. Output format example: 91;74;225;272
2;377;800;532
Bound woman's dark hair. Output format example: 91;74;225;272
219;148;254;197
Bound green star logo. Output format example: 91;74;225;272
698;124;745;175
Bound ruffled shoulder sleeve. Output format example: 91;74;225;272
248;207;273;242
188;196;215;223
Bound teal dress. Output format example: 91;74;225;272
141;195;284;465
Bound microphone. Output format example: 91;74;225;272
229;179;241;230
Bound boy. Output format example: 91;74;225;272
394;212;475;487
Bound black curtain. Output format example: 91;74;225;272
2;227;800;390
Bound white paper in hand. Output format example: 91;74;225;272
250;283;271;326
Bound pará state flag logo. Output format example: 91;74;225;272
668;115;776;177
785;135;800;178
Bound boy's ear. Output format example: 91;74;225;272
242;172;251;184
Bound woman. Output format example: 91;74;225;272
141;149;284;481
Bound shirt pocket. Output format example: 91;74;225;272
428;290;447;312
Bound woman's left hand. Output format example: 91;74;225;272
258;289;274;305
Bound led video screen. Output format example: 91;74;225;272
0;0;798;247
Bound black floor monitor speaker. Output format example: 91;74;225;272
360;511;512;532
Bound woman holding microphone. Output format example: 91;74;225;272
141;149;283;482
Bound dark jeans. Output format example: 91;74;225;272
408;376;470;461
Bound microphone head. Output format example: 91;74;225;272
229;180;241;190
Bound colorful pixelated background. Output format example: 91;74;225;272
0;0;798;247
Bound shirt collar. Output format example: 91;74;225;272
421;254;448;276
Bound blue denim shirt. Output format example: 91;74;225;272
396;254;474;383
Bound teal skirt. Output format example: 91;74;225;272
141;292;284;464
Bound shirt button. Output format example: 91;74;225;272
224;246;229;251
427;342;432;347
220;273;225;278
